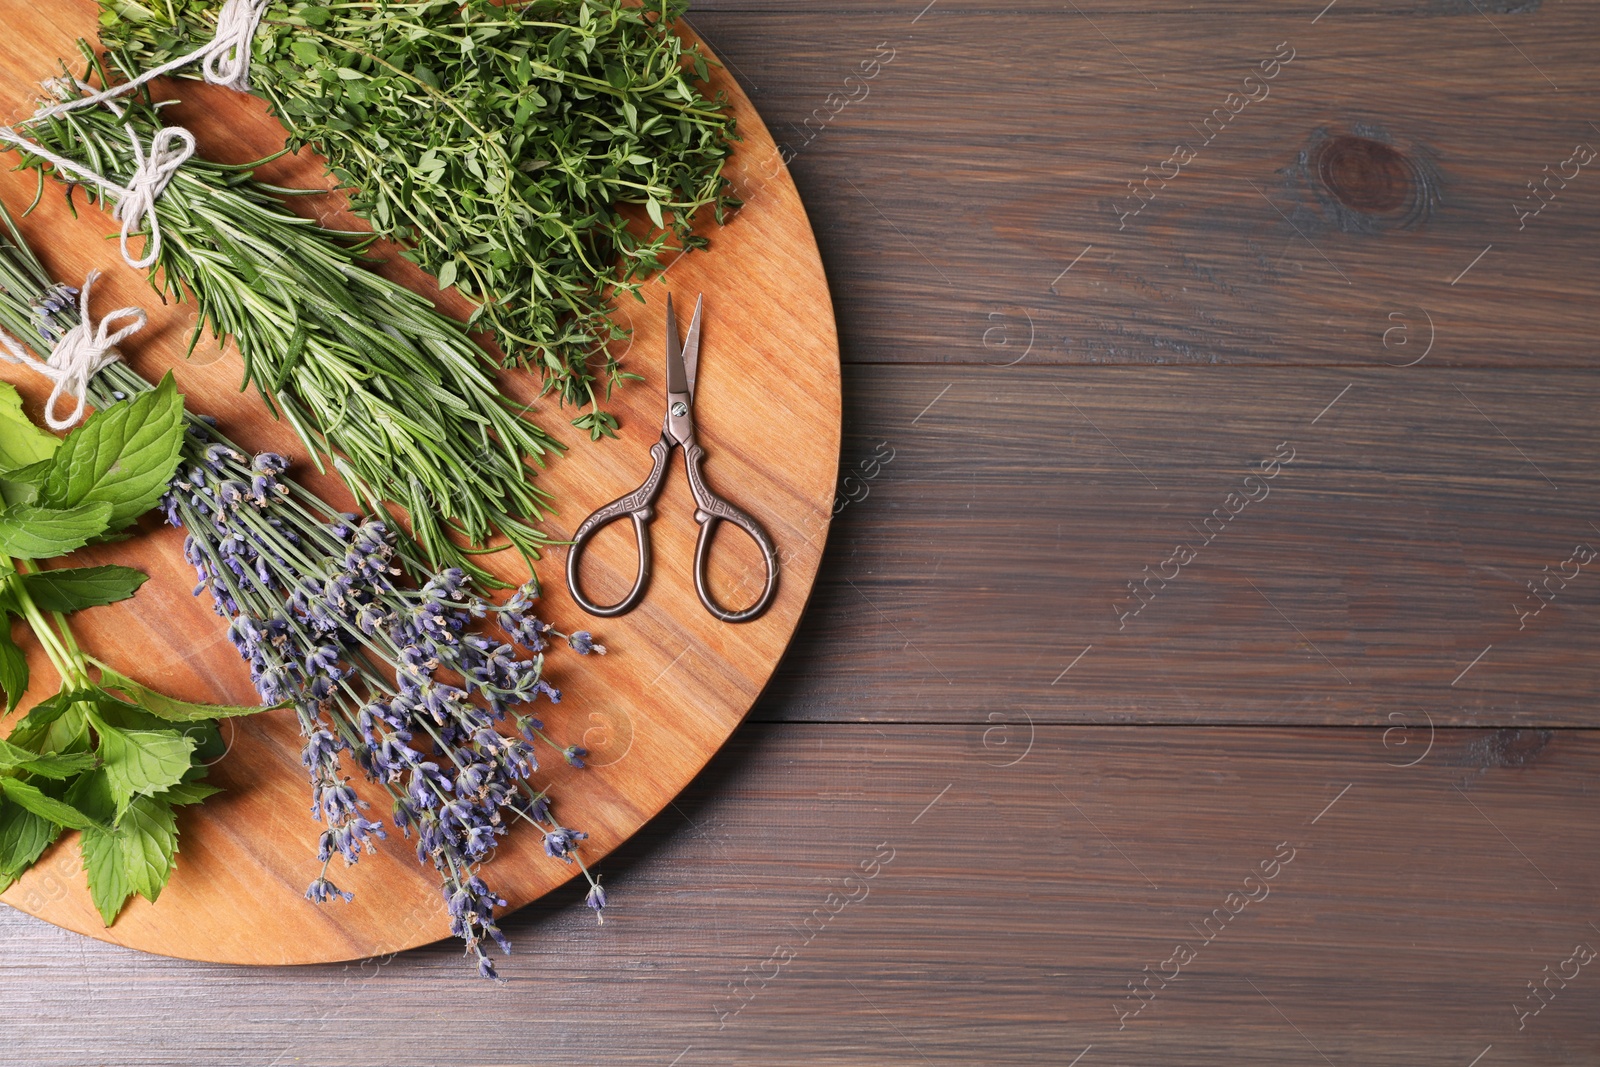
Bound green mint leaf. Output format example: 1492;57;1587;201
40;372;185;533
0;501;115;557
91;717;196;820
116;793;178;903
157;780;220;806
81;791;179;925
81;822;133;924
90;691;220;756
20;751;99;779
87;690;173;731
0;776;106;831
0;736;96;778
23;565;149;613
0;382;60;472
62;765;113;821
0;457;56;509
0;735;42;767
0;625;27;712
5;690;95;754
0;476;39;508
71;766;179;924
0;799;60;886
4;690;81;752
92;660;266;722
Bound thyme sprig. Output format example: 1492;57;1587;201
101;0;740;436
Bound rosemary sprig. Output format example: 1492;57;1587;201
9;60;561;586
101;0;740;437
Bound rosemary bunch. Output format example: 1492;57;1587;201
9;67;560;585
101;0;739;434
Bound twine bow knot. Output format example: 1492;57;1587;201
113;125;196;270
0;272;146;430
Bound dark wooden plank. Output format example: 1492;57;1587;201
1;724;1594;1065
689;4;1600;367
764;364;1600;725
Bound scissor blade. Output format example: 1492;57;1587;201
664;293;689;396
681;294;704;399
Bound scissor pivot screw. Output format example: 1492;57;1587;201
671;401;688;417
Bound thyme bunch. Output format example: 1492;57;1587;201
102;0;739;435
10;65;561;585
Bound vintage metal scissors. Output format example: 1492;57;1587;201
565;294;779;623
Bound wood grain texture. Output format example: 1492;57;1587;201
5;0;1600;1064
0;0;841;964
767;365;1600;725
3;724;1597;1066
697;2;1600;368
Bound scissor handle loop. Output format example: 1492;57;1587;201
684;442;780;623
566;439;670;617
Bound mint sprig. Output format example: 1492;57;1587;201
0;376;256;921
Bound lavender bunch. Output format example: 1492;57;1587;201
151;423;608;978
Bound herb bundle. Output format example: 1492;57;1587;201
9;67;560;584
101;0;739;434
0;341;256;921
162;454;608;978
0;205;607;976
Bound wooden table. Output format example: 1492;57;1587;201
4;2;1599;1063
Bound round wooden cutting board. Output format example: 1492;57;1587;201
0;1;839;964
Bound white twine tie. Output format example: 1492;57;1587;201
31;0;273;121
201;0;273;92
113;125;196;270
0;272;146;430
0;121;196;271
0;0;271;268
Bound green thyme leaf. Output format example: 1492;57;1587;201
100;0;738;420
